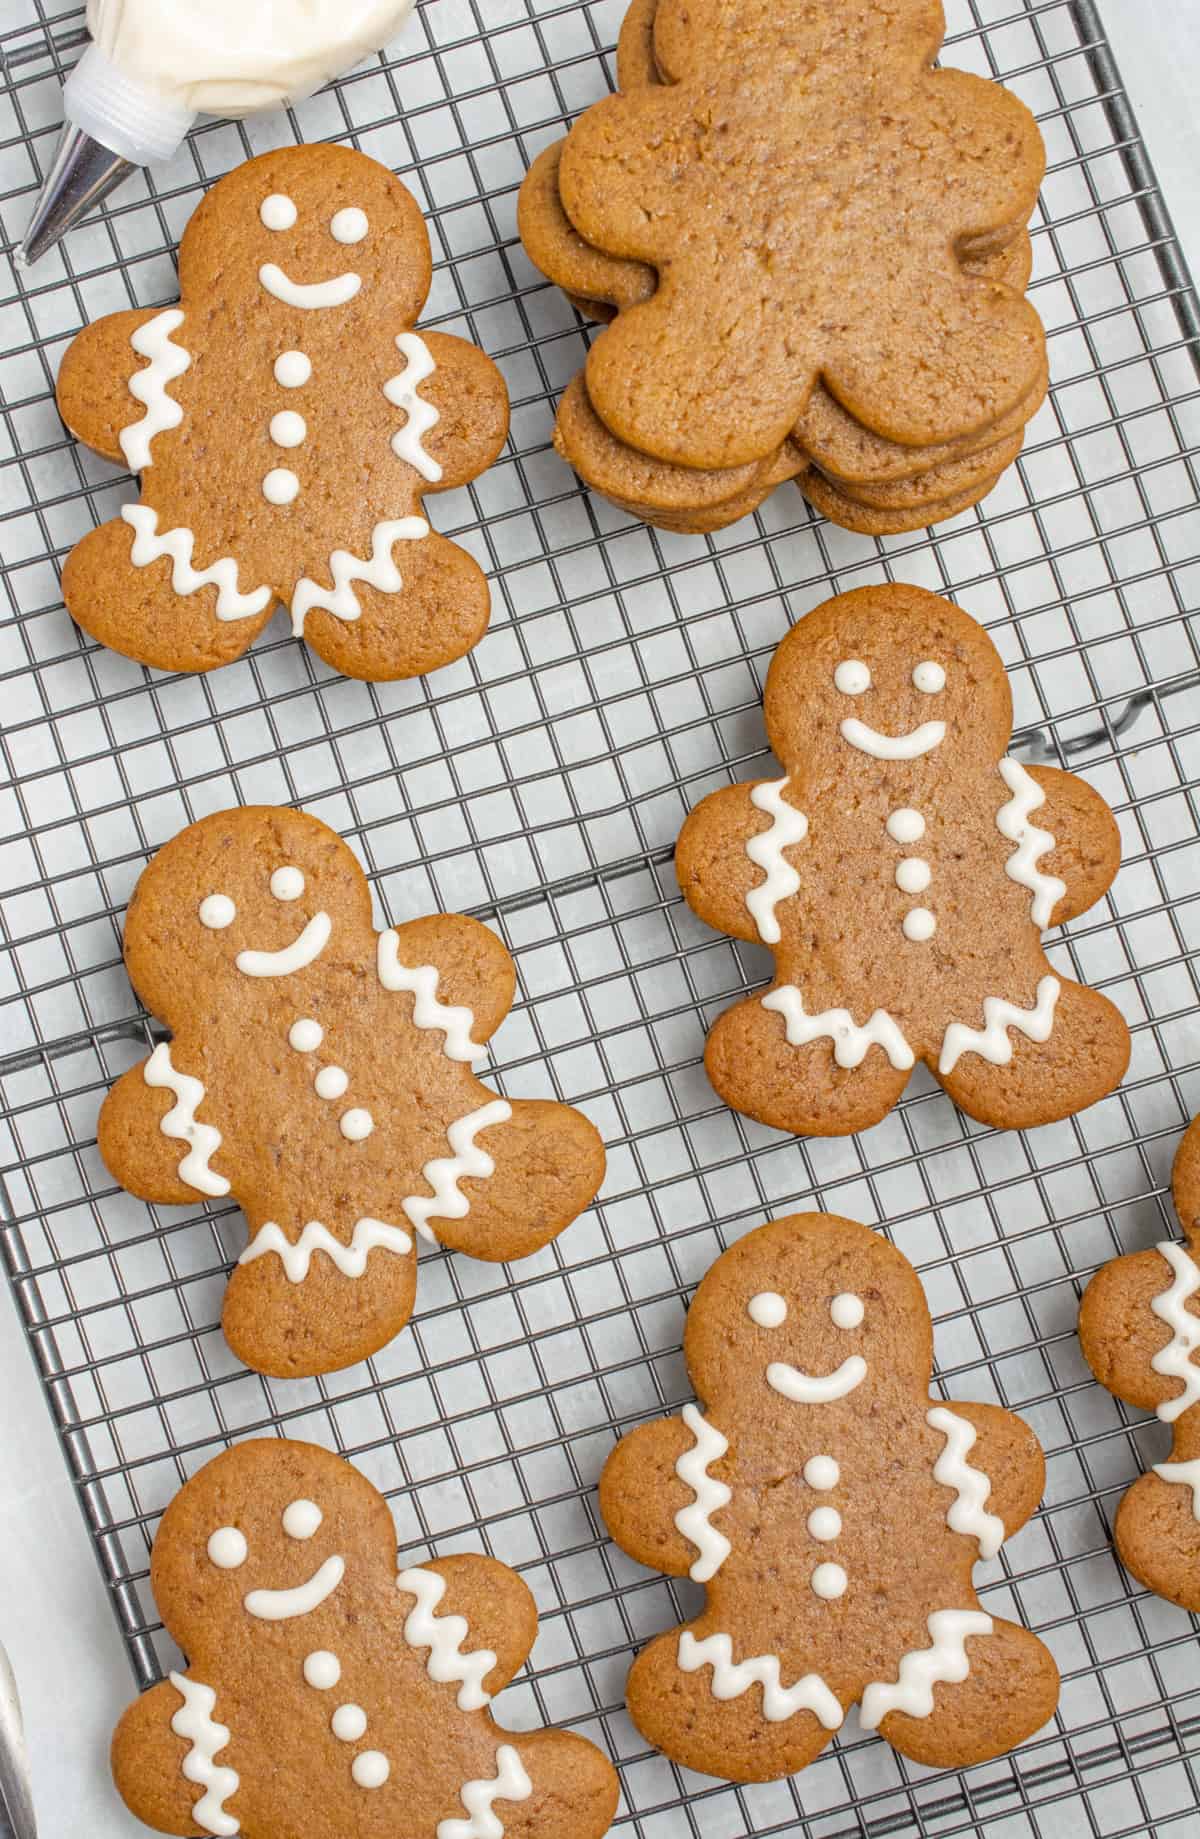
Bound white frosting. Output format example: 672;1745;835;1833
912;661;945;693
927;1407;1004;1559
207;1527;247;1569
269;409;306;448
402;1098;513;1244
260;193;297;230
199;893;236;930
383;332;443;483
303;1650;340;1689
122;505;271;620
437;1744;532;1839
239;1215;413;1282
938;975;1060;1075
396;1565;497;1710
744;778;808;945
331;1703;367;1740
282;1498;322;1541
902;907;936;942
353;1752;390;1789
169;1673;240;1837
1153;1457;1200;1519
289;1017;323;1052
290;516;430;636
377;933;487;1062
748;1291;787;1328
811;1561;847;1599
807;1507;841;1541
314;1066;349;1100
270;866;305;901
829;1292;864;1329
767;1355;867;1404
840;717;946;759
996;758;1066;928
121;308;190;471
258;263;362;309
1150;1241;1200;1422
860;1609;993;1729
244;1553;344;1621
144;1041;230;1197
895;858;930;895
262;467;300;504
331;207;369;244
673;1403;732;1582
804;1455;839;1490
274;350;311;388
887;808;925;844
235;910;331;977
677;1631;842;1730
834;660;870;695
764;984;914;1071
339;1107;374;1141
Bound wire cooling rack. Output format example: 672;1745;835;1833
1;1;1199;1834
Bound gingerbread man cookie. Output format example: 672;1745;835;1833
112;1439;619;1838
99;806;604;1377
676;584;1130;1135
1079;1118;1200;1611
600;1214;1058;1779
57;144;508;680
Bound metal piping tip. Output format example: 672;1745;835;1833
17;123;133;268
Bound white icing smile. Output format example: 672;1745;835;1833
840;717;946;760
766;1355;867;1403
236;910;331;977
258;263;362;309
243;1553;345;1621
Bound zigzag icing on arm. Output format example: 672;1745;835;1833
436;1743;532;1839
238;1216;413;1281
290;518;430;636
996;758;1066;928
744;777;808;945
1150;1240;1200;1422
377;931;487;1062
927;1407;1005;1559
143;1042;230;1197
169;1673;240;1837
384;333;443;483
677;1630;843;1730
859;1608;993;1730
402;1098;513;1244
674;1403;732;1582
937;975;1060;1076
763;985;914;1071
121;309;190;472
396;1565;496;1709
122;505;272;620
1153;1457;1200;1519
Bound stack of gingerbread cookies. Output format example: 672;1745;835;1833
519;0;1049;536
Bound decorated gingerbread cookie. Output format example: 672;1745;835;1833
1079;1118;1200;1611
676;584;1130;1135
57;144;508;680
112;1439;619;1838
99;806;604;1377
599;1213;1059;1780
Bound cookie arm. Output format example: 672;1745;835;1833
598;1416;705;1577
416;332;510;490
426;1096;604;1264
98;1060;211;1205
1079;1245;1196;1413
939;1400;1045;1542
1025;765;1121;925
397;1553;538;1696
384;914;516;1044
56;306;167;464
677;781;786;944
111;1680;214;1837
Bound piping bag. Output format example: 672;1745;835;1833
18;0;416;267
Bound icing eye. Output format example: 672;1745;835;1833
330;207;369;245
282;1498;323;1541
270;865;305;901
912;660;945;694
834;659;870;696
207;1526;248;1569
199;894;236;930
830;1292;864;1330
747;1291;788;1327
261;193;298;231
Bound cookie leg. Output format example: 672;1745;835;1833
61;516;275;674
1113;1466;1200;1613
936;979;1130;1130
705;994;912;1137
299;529;491;682
429;1098;605;1264
496;1730;619;1839
625;1626;840;1782
877;1617;1058;1768
222;1231;417;1378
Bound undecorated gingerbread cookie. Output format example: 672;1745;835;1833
600;1213;1059;1780
1079;1117;1200;1611
99;806;604;1377
112;1439;619;1838
57;144;509;680
676;584;1130;1135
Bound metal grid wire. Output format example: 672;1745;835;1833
1;0;1199;1832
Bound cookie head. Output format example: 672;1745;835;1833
683;1214;933;1408
654;0;944;84
763;584;1012;778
